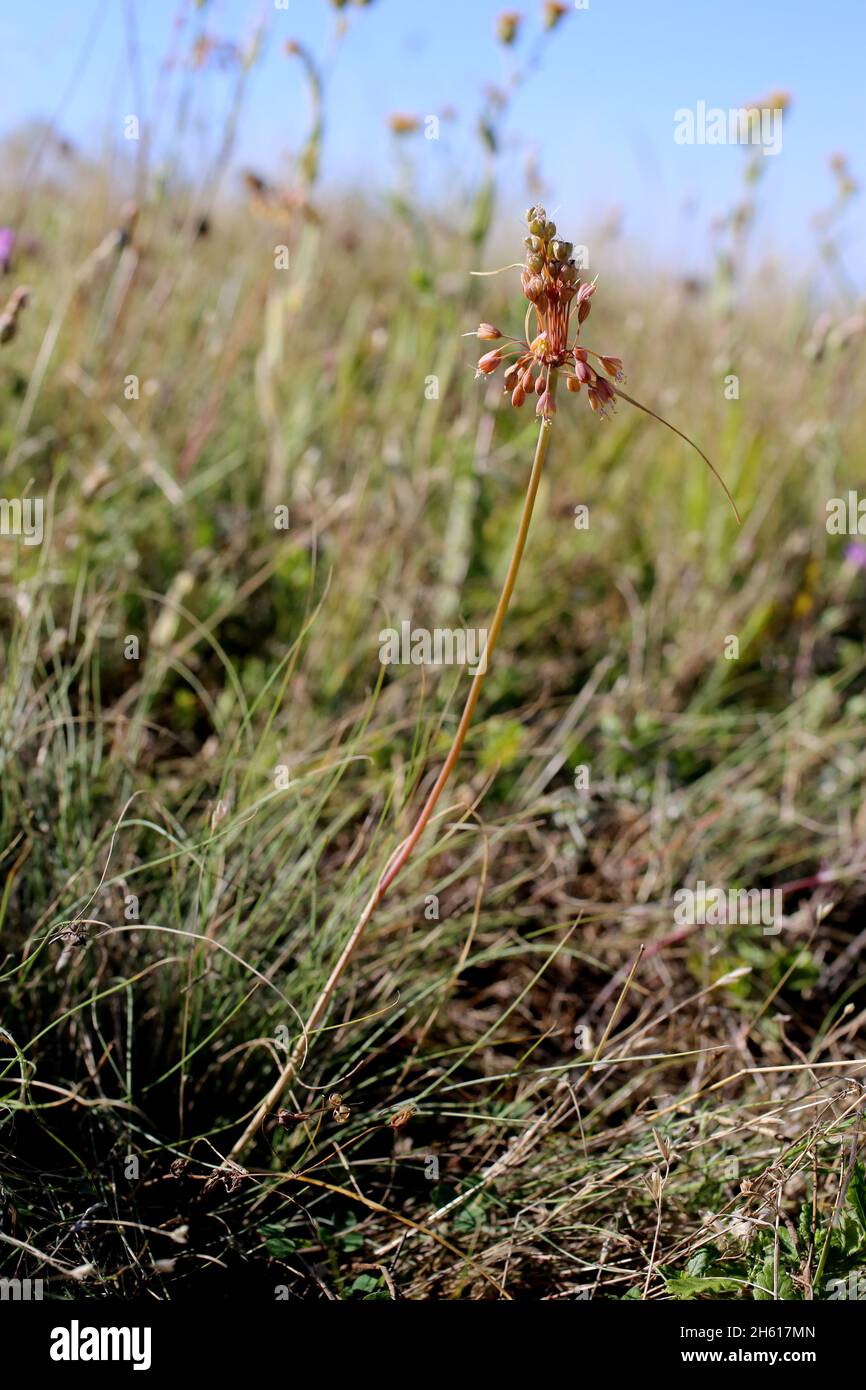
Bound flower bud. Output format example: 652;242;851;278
576;281;595;323
595;377;616;403
477;349;502;374
600;355;624;380
477;323;502;340
511;383;526;407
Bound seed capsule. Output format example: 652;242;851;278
503;362;521;390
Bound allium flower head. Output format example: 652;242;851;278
473;205;624;421
471;207;741;521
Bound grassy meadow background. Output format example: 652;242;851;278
2;0;866;1301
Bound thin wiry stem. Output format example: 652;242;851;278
611;384;742;524
229;404;556;1160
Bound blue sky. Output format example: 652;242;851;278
2;0;864;282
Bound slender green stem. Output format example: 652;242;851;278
230;406;555;1160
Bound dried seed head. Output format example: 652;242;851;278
644;1168;664;1203
388;112;422;135
389;1105;417;1132
653;1128;673;1163
543;1;569;28
276;1108;308;1127
496;11;521;45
